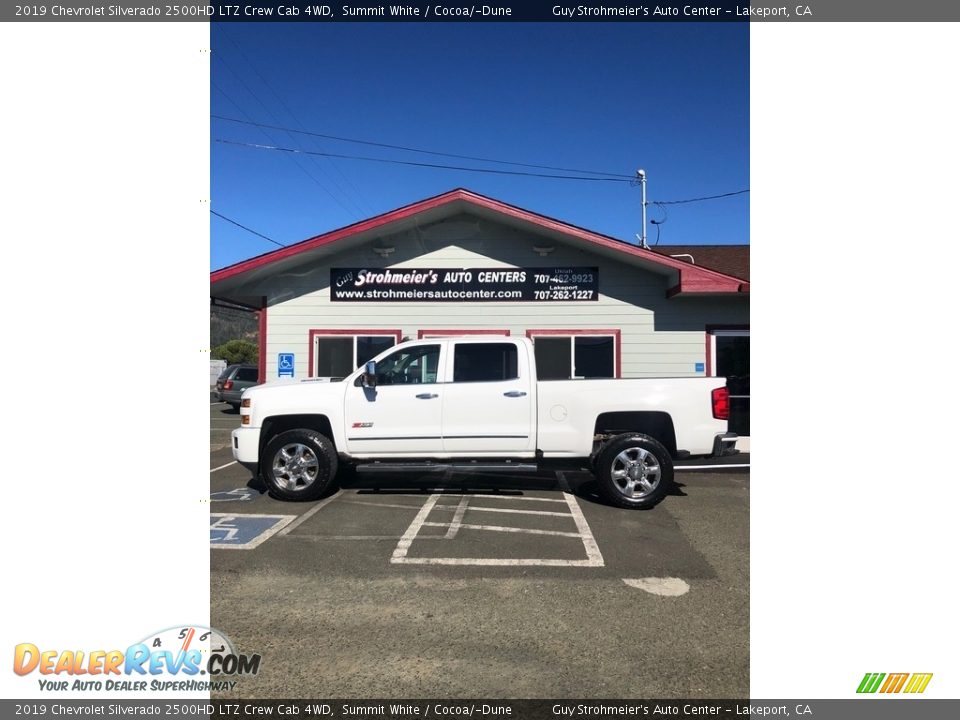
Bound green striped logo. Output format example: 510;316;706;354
857;672;932;694
857;673;886;693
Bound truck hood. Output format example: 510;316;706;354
242;378;346;420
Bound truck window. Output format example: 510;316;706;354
453;343;518;383
375;344;440;386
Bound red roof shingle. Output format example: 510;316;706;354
651;245;749;282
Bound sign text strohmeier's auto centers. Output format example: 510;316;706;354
331;267;599;302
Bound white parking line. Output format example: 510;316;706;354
390;492;605;567
434;504;573;518
471;494;568;504
291;534;449;541
675;464;750;470
391;494;441;563
341;499;438;511
210;461;237;473
343;498;574;517
278;489;344;536
444;496;471;539
563;492;604;566
423;521;584;539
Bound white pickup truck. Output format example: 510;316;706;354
232;336;736;509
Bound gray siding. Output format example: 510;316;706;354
249;215;748;380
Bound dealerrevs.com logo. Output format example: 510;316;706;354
13;625;260;693
857;672;933;694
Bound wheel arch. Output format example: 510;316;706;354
259;414;336;459
593;411;678;458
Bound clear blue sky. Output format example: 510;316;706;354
211;22;749;271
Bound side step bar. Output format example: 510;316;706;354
356;462;540;474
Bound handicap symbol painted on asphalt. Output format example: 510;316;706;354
211;488;257;503
210;514;296;549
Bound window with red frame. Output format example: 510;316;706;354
531;335;615;379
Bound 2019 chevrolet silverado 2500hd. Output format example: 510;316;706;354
231;336;736;509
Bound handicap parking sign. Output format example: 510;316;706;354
210;514;296;549
278;353;295;377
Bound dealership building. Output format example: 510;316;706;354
210;189;750;435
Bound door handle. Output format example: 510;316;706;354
503;391;527;397
416;393;439;399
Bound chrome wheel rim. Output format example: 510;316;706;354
610;447;661;499
271;443;320;492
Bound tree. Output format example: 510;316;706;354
212;339;258;365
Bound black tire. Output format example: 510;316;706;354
595;433;673;510
228;403;240;412
262;429;338;501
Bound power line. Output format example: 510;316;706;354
211;209;286;247
214;138;635;182
212;55;366;219
216;26;372;216
212;114;635;180
653;189;750;205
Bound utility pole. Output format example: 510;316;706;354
637;169;649;249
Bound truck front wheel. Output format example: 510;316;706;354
262;429;338;501
595;434;673;510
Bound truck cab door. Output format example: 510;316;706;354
440;341;535;454
344;343;445;456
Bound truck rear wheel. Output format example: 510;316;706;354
262;429;338;501
595;433;673;509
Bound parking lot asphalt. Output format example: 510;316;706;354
209;400;749;698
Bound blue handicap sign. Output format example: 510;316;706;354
695;362;705;373
278;353;295;377
210;514;295;549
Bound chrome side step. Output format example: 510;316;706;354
355;462;540;474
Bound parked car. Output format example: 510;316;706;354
231;337;736;509
216;364;259;410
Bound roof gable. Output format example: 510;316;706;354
211;189;749;299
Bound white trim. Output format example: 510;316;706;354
708;328;750;378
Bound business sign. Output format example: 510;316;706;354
331;267;599;302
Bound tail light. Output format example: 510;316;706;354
712;387;730;420
223;380;234;390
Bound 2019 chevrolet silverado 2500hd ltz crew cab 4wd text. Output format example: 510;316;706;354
231;336;736;509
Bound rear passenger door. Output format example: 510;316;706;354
441;342;535;454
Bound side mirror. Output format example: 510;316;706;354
362;360;377;388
